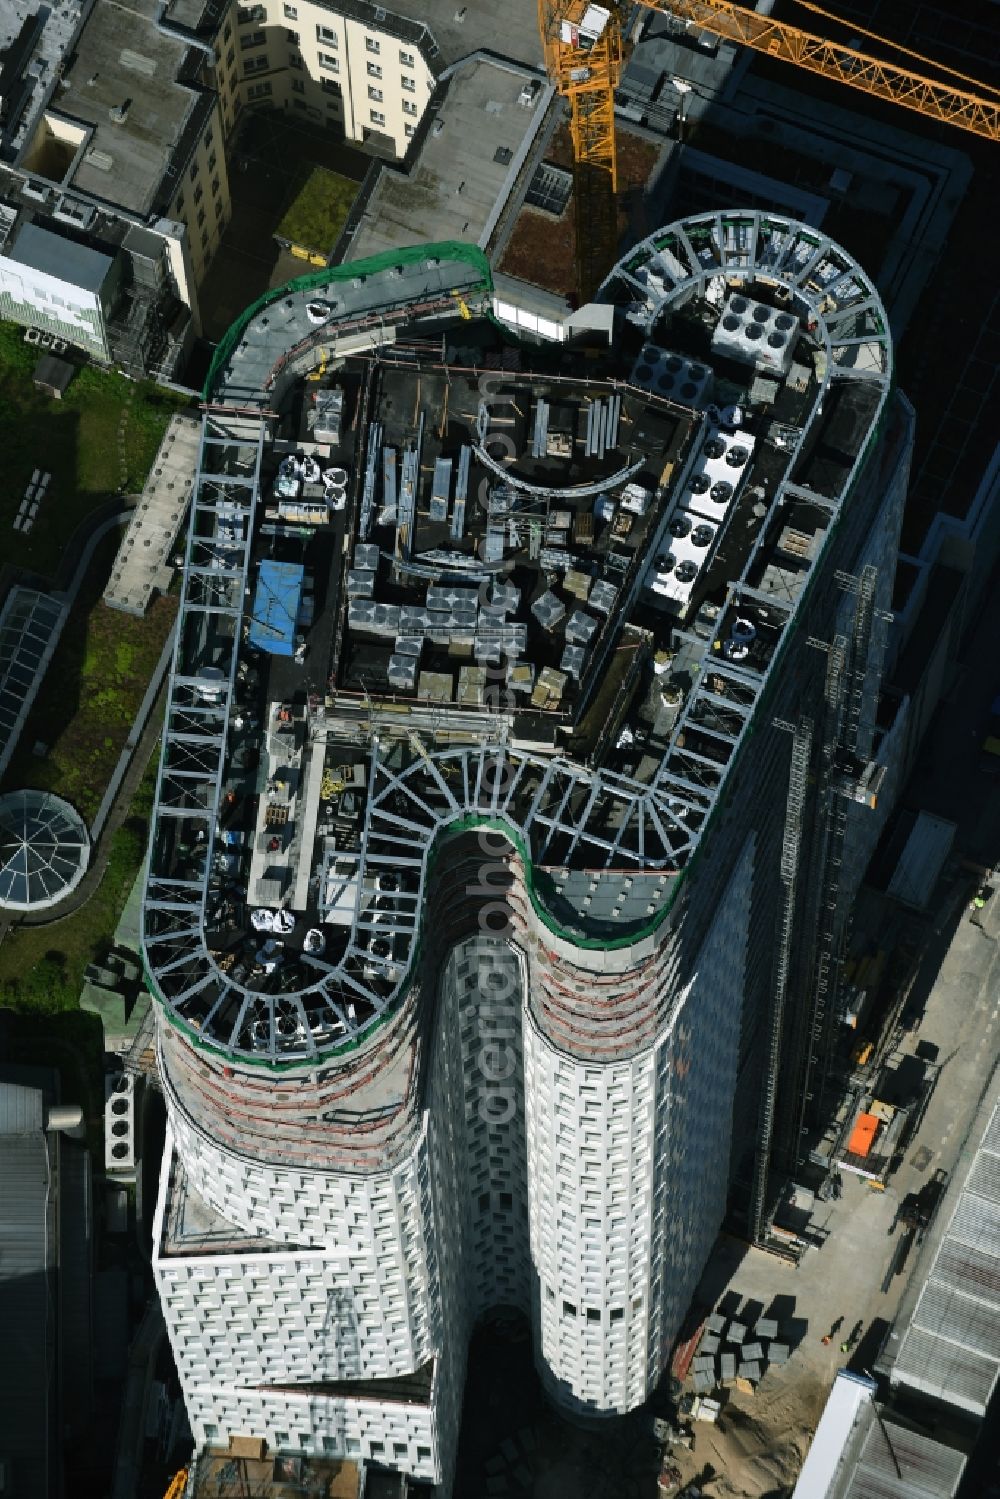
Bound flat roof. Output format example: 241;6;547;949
8;218;112;287
891;1096;1000;1417
349;56;550;259
57;0;210;216
331;0;542;72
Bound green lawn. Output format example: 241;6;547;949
2;532;177;821
275;165;358;256
0;320;192;578
0;748;157;1012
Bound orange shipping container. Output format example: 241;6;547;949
847;1112;879;1157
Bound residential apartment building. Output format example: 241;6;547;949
0;0;540;375
144;216;912;1491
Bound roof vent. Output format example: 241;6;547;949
109;97;132;124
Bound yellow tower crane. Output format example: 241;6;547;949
538;0;1000;301
537;1;624;301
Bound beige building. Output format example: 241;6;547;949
0;0;540;375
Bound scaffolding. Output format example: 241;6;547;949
766;566;881;1205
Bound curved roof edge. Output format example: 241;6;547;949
203;240;494;402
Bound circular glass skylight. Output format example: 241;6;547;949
0;790;90;911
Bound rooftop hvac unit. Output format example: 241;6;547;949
589;578;618;614
560;643;587;679
388;654;417;690
710;293;800;375
681;429;757;524
371;603;400;635
53;195;97;230
348;598;377;632
647;508;719;607
105;1073;136;1178
354;543;379;572
400;605;429;632
630;344;713;407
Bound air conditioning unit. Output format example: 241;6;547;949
53;195;97;230
630;344;712;407
711;292;800;375
681;428;757;524
105;1073;137;1179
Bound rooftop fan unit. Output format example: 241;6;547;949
630;344;713;407
711;291;801;375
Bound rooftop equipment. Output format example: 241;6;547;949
249;561;305;657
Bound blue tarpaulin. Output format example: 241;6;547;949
249;561;304;656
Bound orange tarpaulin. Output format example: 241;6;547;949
847;1112;879;1157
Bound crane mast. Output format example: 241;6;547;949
537;0;623;299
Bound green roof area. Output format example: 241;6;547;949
275;166;359;256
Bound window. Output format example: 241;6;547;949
610;1307;624;1323
399;49;414;66
210;174;220;197
292;77;305;93
223;21;232;40
225;44;236;67
366;61;381;78
203;125;214;150
241;30;265;49
207;150;217;172
318;51;338;72
196;205;206;227
369;109;385;126
237;3;266;21
283;1;297;14
365;35;380;53
321;76;340;94
368;85;382;102
285;28;298;42
289;51;302;67
247;79;272;99
401;74;415;92
201;228;210;249
293;97;306;109
402;99;416;116
193;182;204;204
244;53;268;72
216;198;225;220
404;122;415;137
174;193;185;215
563;1300;577;1317
188;160;198;183
316;24;337;44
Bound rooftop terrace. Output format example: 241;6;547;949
143;214;892;1067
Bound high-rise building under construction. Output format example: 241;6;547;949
146;214;912;1491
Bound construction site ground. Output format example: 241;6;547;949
663;571;1000;1497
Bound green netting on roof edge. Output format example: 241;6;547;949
203;240;494;401
149;814;684;1072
